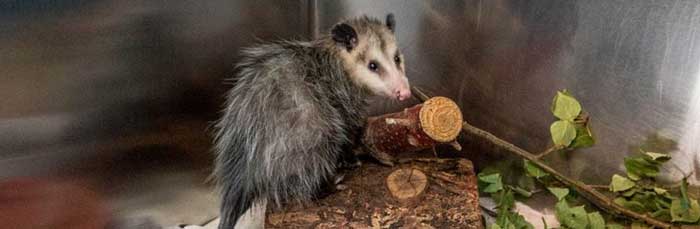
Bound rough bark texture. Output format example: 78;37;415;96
265;157;482;229
362;97;463;166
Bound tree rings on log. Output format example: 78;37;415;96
386;168;427;203
419;96;463;143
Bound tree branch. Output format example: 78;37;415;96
587;185;610;190
411;86;671;229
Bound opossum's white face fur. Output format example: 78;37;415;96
332;14;411;101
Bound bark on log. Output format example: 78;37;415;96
265;158;482;229
362;96;464;165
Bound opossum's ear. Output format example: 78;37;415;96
386;13;395;33
331;23;358;51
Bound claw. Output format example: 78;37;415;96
334;173;345;184
335;184;348;191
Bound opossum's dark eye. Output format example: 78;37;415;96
368;61;379;72
394;55;401;65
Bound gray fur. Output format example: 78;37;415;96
213;15;399;229
213;42;371;228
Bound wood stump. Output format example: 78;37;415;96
362;97;464;166
265;158;482;229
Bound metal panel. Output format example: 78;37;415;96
0;0;310;226
318;0;700;184
0;0;309;166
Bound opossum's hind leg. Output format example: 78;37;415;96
337;145;362;170
327;144;362;194
324;142;363;196
337;126;364;170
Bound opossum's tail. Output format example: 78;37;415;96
213;112;257;229
217;177;254;229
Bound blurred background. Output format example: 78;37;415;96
1;0;699;228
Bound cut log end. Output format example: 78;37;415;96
419;96;464;143
386;168;427;201
362;96;465;165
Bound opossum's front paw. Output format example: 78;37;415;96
333;173;348;191
316;173;348;199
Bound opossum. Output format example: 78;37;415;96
213;14;411;228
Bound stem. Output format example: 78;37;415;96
411;86;672;229
535;145;562;160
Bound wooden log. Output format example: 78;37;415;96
265;158;482;229
263;96;481;228
362;96;464;165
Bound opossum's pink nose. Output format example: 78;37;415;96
396;88;411;101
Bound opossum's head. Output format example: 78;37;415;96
331;14;411;101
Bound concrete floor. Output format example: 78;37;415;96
2;119;267;229
112;171;219;227
35;120;222;228
96;120;222;228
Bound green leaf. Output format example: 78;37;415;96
631;191;658;212
654;196;671;209
555;201;589;229
479;173;504;193
492;190;534;229
547;187;569;201
587;212;606;229
494;189;515;210
653;187;667;195
671;198;700;223
681;177;690;211
624;155;660;180
614;198;646;213
517;175;536;193
626;201;647;213
636;133;678;155
571;124;595;149
610;174;636;192
630;222;649;229
651;209;671;221
627;172;641;181
523;160;548;178
508;212;534;229
483;182;503;193
606;224;624;229
479;173;501;183
550;120;577;147
571;134;595;149
621;188;637;197
551;90;582;121
644;152;671;162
